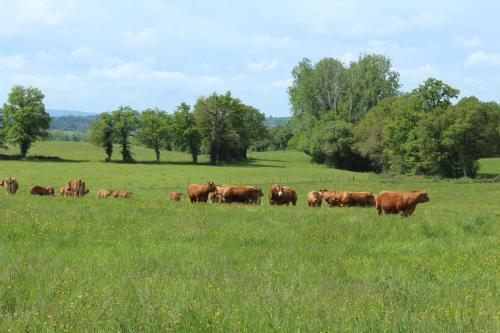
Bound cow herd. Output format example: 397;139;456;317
1;176;430;217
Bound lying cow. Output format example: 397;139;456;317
217;185;263;204
67;178;86;197
29;185;54;196
376;189;430;217
97;189;114;198
187;182;216;203
307;191;323;207
1;176;19;194
169;192;183;201
269;184;297;206
333;191;376;207
113;190;133;198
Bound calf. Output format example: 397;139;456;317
169;192;183;201
307;191;323;207
187;182;216;203
97;189;114;198
113;190;133;198
67;178;86;197
29;185;54;196
376;189;430;217
269;184;297;206
320;189;338;207
1;176;19;194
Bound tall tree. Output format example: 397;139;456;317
1;86;50;157
111;106;139;162
183;127;201;164
413;78;460;113
171;102;196;150
88;112;114;161
137;108;171;163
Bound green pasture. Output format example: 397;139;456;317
0;141;498;332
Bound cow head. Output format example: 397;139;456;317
256;186;264;197
207;181;216;192
417;189;429;203
47;186;55;195
272;184;283;197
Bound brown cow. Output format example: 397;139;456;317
187;182;216;203
67;178;86;197
307;191;323;207
376;189;430;217
97;189;114;198
269;184;297;206
29;185;54;196
113;190;133;198
320;189;338;207
333;191;376;207
208;191;221;203
169;192;183;201
217;185;263;204
1;176;19;194
60;184;90;197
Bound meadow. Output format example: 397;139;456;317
0;141;499;332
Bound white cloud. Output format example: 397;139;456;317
253;34;297;47
464;51;500;68
123;28;157;45
0;54;27;69
246;59;280;72
455;36;482;48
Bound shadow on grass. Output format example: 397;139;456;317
0;154;88;163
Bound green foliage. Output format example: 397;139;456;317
183;127;201;164
1;85;51;157
111;106;139;162
171;102;195;150
49;130;87;142
50;115;98;132
88;112;114;161
412;78;460;112
194;91;267;164
137;108;171;163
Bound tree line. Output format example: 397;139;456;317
88;91;268;164
285;54;500;178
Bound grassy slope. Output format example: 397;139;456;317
0;142;499;332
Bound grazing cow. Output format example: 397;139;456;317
97;189;114;198
320;189;338;207
169;192;183;201
217;185;263;204
376;189;430;217
60;184;89;197
67;178;86;197
268;184;297;206
187;182;216;203
307;191;323;207
29;185;55;196
1;176;19;194
208;191;221;203
333;191;376;207
113;190;133;198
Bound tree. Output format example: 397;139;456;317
413;78;460;113
111;106;139;162
88;112;114;161
171;102;195;150
137;108;171;163
183;127;201;164
1;86;50;157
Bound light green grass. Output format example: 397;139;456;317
0;142;499;332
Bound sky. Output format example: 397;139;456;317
0;0;499;116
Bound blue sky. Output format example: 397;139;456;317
0;0;499;116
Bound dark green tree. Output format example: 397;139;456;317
183;127;201;164
88;112;114;161
111;106;139;162
137;108;171;163
1;86;50;157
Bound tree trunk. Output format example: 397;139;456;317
155;148;160;164
20;140;30;157
192;153;197;165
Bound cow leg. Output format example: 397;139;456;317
376;204;382;215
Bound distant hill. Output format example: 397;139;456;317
46;109;97;117
50;115;98;132
265;116;290;127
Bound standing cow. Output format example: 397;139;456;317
67;179;86;197
1;176;19;194
29;185;55;196
217;185;263;204
307;191;323;207
376;189;430;217
320;189;337;207
187;182;216;203
269;184;297;206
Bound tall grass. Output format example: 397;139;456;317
0;142;498;332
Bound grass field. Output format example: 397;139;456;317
0;142;499;332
